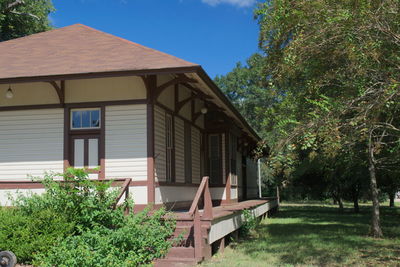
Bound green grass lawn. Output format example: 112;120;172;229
200;202;400;267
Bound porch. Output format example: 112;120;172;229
150;177;279;267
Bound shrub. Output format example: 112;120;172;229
239;209;259;236
5;168;176;266
0;207;74;264
34;208;175;267
14;168;126;232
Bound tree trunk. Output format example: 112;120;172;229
352;186;360;213
353;196;359;213
368;153;383;238
389;193;395;207
338;197;344;211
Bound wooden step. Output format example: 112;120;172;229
154;257;199;267
167;247;195;258
172;225;209;239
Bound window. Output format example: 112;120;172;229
71;109;101;129
165;114;174;182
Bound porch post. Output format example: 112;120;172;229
225;132;231;204
258;159;262;198
144;75;157;205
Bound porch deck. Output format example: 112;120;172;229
172;198;278;224
155;197;279;267
172;198;279;244
207;198;278;220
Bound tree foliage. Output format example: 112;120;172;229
0;0;54;41
254;0;400;237
218;0;400;238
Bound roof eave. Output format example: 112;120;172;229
0;65;201;85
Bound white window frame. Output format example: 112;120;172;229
70;108;101;130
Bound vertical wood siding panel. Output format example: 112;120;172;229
105;105;147;180
0;109;64;180
174;117;185;183
191;127;201;184
154;106;166;182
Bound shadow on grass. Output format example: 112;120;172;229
235;203;400;266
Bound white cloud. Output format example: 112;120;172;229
201;0;256;7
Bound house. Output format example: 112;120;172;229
0;24;278;265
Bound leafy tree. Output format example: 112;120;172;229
214;53;273;136
379;170;400;207
0;0;54;41
256;0;400;237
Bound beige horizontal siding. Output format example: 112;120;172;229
0;109;64;181
105;105;147;180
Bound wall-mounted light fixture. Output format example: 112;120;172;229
200;107;208;114
5;85;14;99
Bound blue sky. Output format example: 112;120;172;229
51;0;261;78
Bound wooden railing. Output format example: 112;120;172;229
188;176;213;259
112;178;131;210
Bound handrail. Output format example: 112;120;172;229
188;176;213;220
112;178;131;209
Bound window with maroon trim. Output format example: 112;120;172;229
71;109;100;130
71;135;99;169
69;108;101;172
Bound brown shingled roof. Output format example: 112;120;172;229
0;24;199;80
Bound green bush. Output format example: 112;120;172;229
34;208;176;267
5;168;176;266
0;208;74;264
14;168;126;232
239;209;259;236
